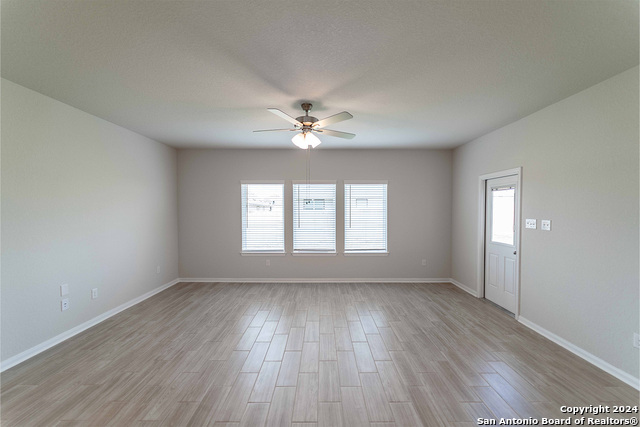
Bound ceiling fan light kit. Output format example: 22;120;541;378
254;103;355;149
292;131;321;149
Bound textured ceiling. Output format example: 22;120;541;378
2;0;638;149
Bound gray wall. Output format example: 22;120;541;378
451;67;639;378
178;149;452;280
1;80;179;362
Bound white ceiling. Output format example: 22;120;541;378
2;1;638;149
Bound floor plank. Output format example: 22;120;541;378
239;402;269;427
277;351;301;387
319;361;341;402
341;387;370;426
300;342;320;373
318;402;343;427
292;373;319;422
337;351;361;387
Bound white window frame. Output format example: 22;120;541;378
241;180;286;255
292;180;337;255
344;180;389;256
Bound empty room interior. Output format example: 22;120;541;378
1;1;639;426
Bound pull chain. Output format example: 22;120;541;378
306;146;311;186
306;145;311;203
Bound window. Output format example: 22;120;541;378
293;182;336;252
241;182;284;253
345;182;387;253
490;186;515;245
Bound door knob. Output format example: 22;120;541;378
513;251;517;255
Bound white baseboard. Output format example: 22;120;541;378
0;278;180;372
179;277;453;284
518;316;640;390
448;278;479;297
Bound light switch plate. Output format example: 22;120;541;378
525;219;537;229
60;283;69;296
541;220;551;231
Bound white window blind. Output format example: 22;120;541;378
241;182;284;252
345;182;388;252
293;182;336;252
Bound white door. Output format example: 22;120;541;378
485;176;518;313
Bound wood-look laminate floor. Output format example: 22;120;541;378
1;282;637;426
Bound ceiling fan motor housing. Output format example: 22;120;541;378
296;116;318;127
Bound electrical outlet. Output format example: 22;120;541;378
60;283;69;296
91;288;98;299
156;265;161;274
421;259;427;266
634;333;639;349
266;259;270;267
61;299;69;311
541;220;551;231
525;219;537;229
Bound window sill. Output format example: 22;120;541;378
241;251;287;256
344;251;389;256
291;251;337;256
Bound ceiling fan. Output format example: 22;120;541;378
254;103;355;149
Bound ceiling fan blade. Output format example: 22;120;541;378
316;129;356;139
314;111;353;128
267;108;302;126
253;128;296;132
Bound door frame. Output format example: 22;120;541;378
476;167;522;318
